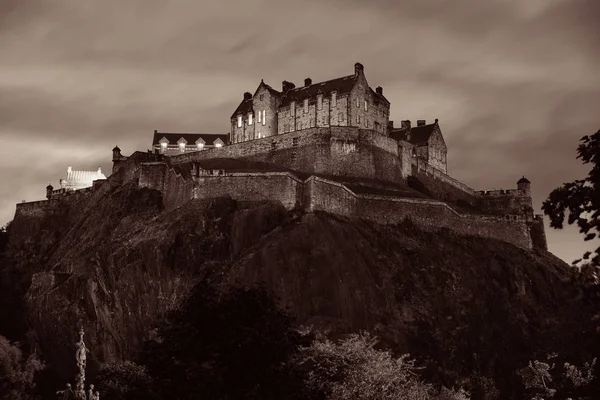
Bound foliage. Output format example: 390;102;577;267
140;280;315;399
542;129;600;267
517;355;598;399
96;360;155;400
294;331;470;400
0;335;45;400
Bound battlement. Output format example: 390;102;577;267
476;189;524;197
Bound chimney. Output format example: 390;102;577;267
154;129;157;134
376;86;383;95
67;165;72;174
304;78;312;86
417;120;426;127
354;62;364;76
282;81;296;92
401;120;411;130
243;92;252;100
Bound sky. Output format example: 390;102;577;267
0;0;598;264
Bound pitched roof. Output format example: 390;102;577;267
390;123;437;145
152;132;229;147
280;75;358;107
65;170;106;185
231;99;253;119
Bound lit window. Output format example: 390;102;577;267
237;115;242;128
262;110;266;125
179;143;186;153
258;109;261;123
160;142;167;153
215;142;223;148
331;92;337;107
356;98;359;108
364;100;368;111
304;99;308;113
197;143;204;150
257;132;262;138
248;113;253;125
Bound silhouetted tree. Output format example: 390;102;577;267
0;335;45;399
542;129;600;267
140;280;317;400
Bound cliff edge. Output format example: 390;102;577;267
2;176;589;393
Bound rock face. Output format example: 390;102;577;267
5;177;578;390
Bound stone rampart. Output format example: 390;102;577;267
168;127;405;182
193;172;304;210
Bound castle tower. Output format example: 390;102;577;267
517;176;531;197
46;184;53;200
112;145;122;162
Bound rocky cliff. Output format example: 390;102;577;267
2;175;592;395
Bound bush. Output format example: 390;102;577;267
0;335;45;400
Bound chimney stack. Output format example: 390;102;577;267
243;92;252;100
376;86;383;95
282;81;296;92
354;62;364;76
401;120;411;130
417;120;426;127
304;78;312;86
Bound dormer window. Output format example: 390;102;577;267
214;138;224;148
304;99;308;113
237;115;242;128
197;142;204;150
331;92;337;107
248;113;253;125
179;142;186;153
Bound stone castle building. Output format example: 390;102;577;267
21;62;548;253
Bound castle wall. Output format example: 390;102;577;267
305;177;359;216
427;127;448;174
137;162;166;192
168;127;404;183
411;158;476;205
475;189;533;216
192;173;304;210
530;214;548;251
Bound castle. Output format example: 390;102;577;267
17;63;548;252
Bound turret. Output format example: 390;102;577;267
46;184;53;200
517;176;531;197
112;145;122;162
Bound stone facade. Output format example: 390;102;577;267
231;63;391;144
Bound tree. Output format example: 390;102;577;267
0;335;45;399
294;331;470;400
140;280;316;399
542;129;600;267
96;360;155;400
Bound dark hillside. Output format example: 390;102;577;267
1;179;595;398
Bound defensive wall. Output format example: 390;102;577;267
168;127;406;183
184;171;534;250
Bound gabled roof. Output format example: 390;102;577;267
152;132;229;147
390;122;438;145
280;75;357;107
231;99;253;119
231;81;282;119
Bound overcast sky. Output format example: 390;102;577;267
1;0;598;264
